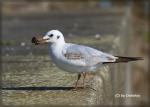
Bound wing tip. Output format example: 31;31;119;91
115;56;144;60
103;56;143;64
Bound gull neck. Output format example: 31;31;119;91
50;40;65;51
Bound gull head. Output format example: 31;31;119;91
32;30;65;45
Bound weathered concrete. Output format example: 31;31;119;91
1;5;131;106
1;35;118;105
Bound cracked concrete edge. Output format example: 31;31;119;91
87;36;122;105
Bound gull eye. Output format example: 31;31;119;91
49;34;53;37
57;36;60;39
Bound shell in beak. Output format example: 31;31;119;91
31;37;48;45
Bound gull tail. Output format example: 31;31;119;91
103;56;143;64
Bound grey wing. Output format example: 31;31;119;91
62;43;118;66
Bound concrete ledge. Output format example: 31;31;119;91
1;35;121;105
1;6;129;105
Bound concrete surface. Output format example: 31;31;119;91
1;5;128;106
1;34;119;105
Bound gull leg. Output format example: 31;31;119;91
74;73;81;89
82;72;87;88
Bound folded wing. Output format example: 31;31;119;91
62;43;118;66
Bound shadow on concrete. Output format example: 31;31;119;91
1;86;76;91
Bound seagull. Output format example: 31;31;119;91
32;30;143;89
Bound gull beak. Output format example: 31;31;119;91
31;37;48;45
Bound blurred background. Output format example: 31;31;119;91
1;0;149;106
